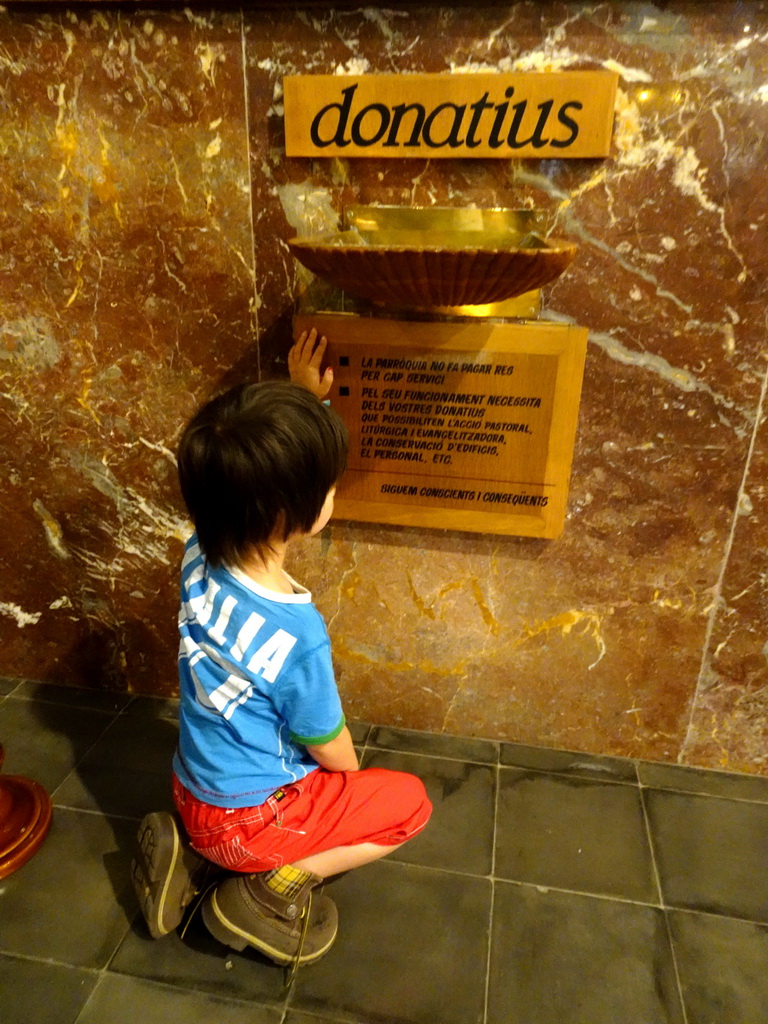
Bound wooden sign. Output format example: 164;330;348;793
293;314;588;538
284;72;617;159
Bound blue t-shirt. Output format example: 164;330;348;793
172;535;345;808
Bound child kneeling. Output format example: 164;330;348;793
132;331;432;968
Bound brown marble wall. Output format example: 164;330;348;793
1;3;766;774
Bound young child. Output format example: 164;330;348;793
131;328;432;969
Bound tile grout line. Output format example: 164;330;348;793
13;689;768;796
42;701;136;807
103;965;290;1016
0;949;102;971
20;690;768;804
367;739;500;768
390;858;491;882
490;875;663;911
71;971;105;1024
23;691;768;804
4;693;131;716
340;730;371;1024
277;1004;347;1024
482;761;501;1024
371;741;637;780
373;731;636;771
4;686;152;1024
72;896;142;1024
117;697;178;721
363;732;768;796
637;780;768;809
59;709;126;782
0;677;25;706
637;784;666;908
390;854;669;913
11;691;768;1022
50;802;145;822
668;903;768;929
638;786;690;1024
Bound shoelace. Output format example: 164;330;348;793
284;889;314;989
180;877;314;990
179;877;219;941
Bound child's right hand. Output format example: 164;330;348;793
289;328;334;400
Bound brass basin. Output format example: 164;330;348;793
287;206;577;310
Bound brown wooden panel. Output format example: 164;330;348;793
294;314;588;538
284;72;617;159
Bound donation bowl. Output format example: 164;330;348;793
287;206;577;311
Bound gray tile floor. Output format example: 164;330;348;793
2;678;768;1023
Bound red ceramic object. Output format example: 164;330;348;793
0;745;53;878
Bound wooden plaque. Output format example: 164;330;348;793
294;314;588;538
284;72;618;160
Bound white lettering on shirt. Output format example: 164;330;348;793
208;594;237;646
246;629;297;683
182;541;202;572
186;578;220;627
215;675;254;719
229;612;266;662
186;562;205;590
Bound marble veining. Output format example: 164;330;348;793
0;3;766;773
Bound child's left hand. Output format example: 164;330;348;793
289;328;334;400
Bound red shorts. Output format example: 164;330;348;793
172;767;432;872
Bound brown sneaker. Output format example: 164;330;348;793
201;870;338;966
131;811;219;938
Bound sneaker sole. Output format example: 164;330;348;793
131;812;185;938
201;887;337;966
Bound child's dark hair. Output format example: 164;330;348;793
178;381;348;568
